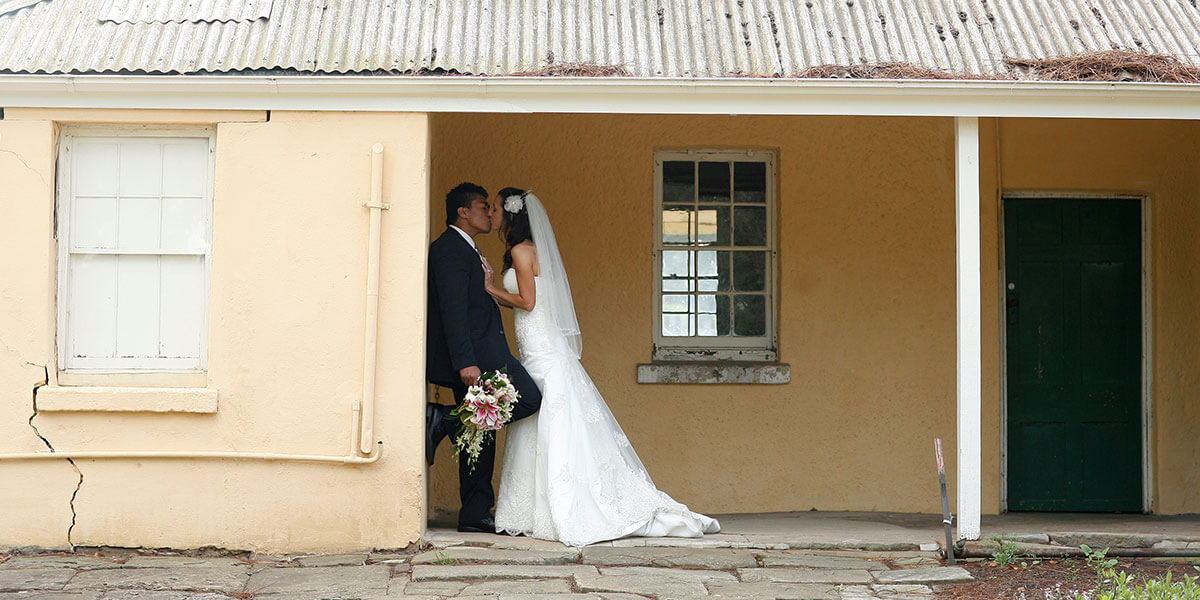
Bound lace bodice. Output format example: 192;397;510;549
503;269;570;359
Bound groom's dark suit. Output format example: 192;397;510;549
427;227;542;525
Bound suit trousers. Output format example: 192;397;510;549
447;358;542;525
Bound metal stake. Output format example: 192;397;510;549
935;437;956;564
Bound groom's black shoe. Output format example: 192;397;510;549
425;402;454;466
457;516;497;534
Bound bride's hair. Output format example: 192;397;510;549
498;187;533;271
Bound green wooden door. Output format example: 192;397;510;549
1005;198;1142;512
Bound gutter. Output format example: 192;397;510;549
2;75;1200;119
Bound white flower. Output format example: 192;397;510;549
504;194;525;213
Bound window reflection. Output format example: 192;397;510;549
662;205;693;245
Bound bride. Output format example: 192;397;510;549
481;187;720;547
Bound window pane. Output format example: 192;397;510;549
662;314;692;337
118;196;161;250
696;206;729;246
663;278;692;292
661;204;693;245
734;205;767;246
74;142;119;195
162;141;208;196
118;141;163;196
662;293;692;314
698;161;730;203
662;250;693;279
696;250;731;292
697;295;715;336
734;162;767;203
717;295;731;336
160;255;205;359
662;161;694;204
115;255;167;360
69;255;117;358
733;295;767;336
72;196;117;249
115;255;161;358
697;294;730;337
161;197;207;251
733;251;766;291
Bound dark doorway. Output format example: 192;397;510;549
1004;197;1142;512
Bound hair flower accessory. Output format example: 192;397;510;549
504;191;529;214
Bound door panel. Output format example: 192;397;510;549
1005;198;1142;512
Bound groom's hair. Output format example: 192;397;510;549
445;182;489;226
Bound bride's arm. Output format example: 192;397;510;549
484;244;537;311
480;258;514;308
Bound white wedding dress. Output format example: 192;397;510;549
494;267;720;547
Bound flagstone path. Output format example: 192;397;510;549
0;536;973;600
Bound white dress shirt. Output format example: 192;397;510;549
449;225;479;253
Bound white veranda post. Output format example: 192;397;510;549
955;117;982;541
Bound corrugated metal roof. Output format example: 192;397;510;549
99;0;274;24
0;0;1197;76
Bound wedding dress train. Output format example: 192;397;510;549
494;268;720;547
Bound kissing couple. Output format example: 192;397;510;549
426;182;720;547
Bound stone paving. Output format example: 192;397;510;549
0;538;974;600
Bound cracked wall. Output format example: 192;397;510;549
0;111;430;553
0;119;80;548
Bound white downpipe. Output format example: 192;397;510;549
0;143;389;466
955;117;983;541
359;143;386;455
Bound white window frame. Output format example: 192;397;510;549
56;126;214;374
652;150;777;362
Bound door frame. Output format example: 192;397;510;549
998;192;1153;513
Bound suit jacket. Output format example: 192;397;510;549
426;228;511;387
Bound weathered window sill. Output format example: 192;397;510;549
56;370;208;388
636;362;791;384
35;386;219;414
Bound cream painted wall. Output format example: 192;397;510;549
0;119;77;546
0;110;430;552
427;114;1200;520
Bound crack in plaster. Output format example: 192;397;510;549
28;365;83;551
0;147;51;191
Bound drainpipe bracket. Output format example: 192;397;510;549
365;201;390;210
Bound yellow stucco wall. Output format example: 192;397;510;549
0;110;430;552
428;113;969;517
428;114;1200;518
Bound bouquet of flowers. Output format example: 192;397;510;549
450;368;520;472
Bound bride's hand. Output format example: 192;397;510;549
481;257;497;292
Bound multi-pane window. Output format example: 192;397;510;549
57;132;212;371
654;151;775;360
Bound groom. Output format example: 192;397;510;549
426;182;543;533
